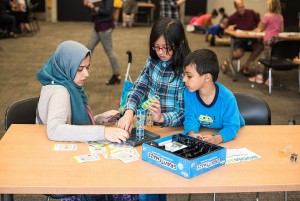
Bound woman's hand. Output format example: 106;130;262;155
94;110;120;124
117;110;134;133
104;127;129;143
148;100;164;123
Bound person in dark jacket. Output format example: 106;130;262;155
84;0;121;85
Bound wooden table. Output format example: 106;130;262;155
1;124;300;200
136;2;155;25
224;30;300;81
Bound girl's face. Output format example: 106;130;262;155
74;55;90;87
183;64;208;92
153;35;173;62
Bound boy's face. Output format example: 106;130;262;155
183;64;208;92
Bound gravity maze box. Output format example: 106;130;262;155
142;133;226;179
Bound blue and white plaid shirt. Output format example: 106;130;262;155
124;57;185;127
159;0;179;20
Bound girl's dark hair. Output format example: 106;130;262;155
183;49;219;82
149;17;191;76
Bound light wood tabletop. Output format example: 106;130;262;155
0;124;300;195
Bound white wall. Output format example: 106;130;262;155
207;0;267;24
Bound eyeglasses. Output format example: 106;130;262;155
152;45;172;52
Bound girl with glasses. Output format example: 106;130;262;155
118;16;190;132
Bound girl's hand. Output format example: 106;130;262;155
104;127;129;143
117;110;134;133
149;100;164;123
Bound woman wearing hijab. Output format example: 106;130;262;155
36;40;129;143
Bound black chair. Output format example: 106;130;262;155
4;97;75;201
258;40;300;94
4;97;39;131
284;26;300;32
234;92;271;125
2;97;39;201
235;92;271;201
25;2;40;32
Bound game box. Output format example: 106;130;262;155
142;133;226;178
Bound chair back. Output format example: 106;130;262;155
234;93;271;125
271;40;300;60
4;97;39;131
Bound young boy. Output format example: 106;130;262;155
183;49;245;144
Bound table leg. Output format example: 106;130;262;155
1;194;14;201
228;37;237;81
150;8;154;25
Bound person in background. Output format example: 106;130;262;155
159;0;186;20
189;9;218;33
118;17;191;201
84;0;122;85
113;0;122;27
11;0;31;32
36;40;139;201
0;0;17;37
183;49;245;144
221;0;263;76
206;17;228;46
122;0;137;27
218;7;228;23
248;0;284;86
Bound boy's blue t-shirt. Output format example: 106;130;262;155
207;24;224;35
183;82;245;142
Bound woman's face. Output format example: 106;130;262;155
74;55;90;87
153;35;173;62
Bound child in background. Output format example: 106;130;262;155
248;0;284;85
183;49;245;144
206;17;229;46
192;9;218;33
122;0;137;27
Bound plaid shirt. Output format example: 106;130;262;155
124;57;185;127
159;0;179;20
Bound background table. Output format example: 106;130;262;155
224;30;300;81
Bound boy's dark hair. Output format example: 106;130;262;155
149;17;191;76
183;49;219;82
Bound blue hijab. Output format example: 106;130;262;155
36;40;92;125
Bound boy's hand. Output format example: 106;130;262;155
201;134;223;144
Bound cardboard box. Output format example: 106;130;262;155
142;134;226;179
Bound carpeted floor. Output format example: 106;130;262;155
0;21;299;201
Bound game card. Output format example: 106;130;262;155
73;153;101;163
52;144;77;151
114;152;139;163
